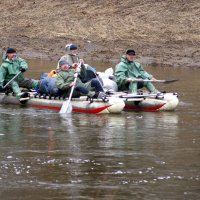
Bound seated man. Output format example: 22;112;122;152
115;49;159;94
57;43;97;83
0;48;38;101
56;60;105;99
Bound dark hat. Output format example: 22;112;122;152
69;44;78;50
126;49;135;55
59;60;70;67
65;43;78;51
6;48;16;54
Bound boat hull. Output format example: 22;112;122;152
121;92;179;111
0;92;178;113
0;93;125;114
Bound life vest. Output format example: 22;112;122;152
48;70;57;78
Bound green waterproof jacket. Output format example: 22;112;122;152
56;69;85;91
115;56;152;90
0;56;28;87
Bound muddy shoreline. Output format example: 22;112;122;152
1;35;200;69
0;1;199;69
12;48;200;69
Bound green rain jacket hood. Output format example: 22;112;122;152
115;55;153;90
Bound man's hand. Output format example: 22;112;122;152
127;78;134;82
72;63;79;68
151;77;157;81
127;78;143;83
70;81;76;87
72;63;81;73
79;59;84;65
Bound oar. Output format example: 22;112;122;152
133;79;178;84
3;71;22;89
59;72;78;114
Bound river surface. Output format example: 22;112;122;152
0;59;200;200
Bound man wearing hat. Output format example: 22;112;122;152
0;48;38;100
56;43;84;70
56;60;105;99
115;49;159;94
56;43;98;84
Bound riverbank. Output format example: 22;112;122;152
0;0;199;68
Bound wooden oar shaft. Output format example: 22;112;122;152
59;71;79;114
135;79;165;82
67;75;78;104
134;79;178;84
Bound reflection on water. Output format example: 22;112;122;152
0;61;200;199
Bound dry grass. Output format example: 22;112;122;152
0;0;200;67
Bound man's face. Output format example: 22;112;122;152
60;64;70;71
7;52;17;60
126;54;136;61
70;49;78;55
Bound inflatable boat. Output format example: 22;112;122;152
0;92;125;114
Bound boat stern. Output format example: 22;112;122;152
105;97;125;114
159;93;179;111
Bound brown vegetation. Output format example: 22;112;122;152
0;0;200;67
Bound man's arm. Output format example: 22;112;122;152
0;65;7;86
18;57;28;72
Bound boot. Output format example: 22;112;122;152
97;92;108;102
16;92;30;104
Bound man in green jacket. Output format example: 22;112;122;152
115;49;159;94
56;60;105;99
0;48;38;100
57;43;98;83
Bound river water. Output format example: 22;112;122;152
0;59;199;200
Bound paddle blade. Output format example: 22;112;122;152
163;79;179;84
59;100;73;114
135;79;179;84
